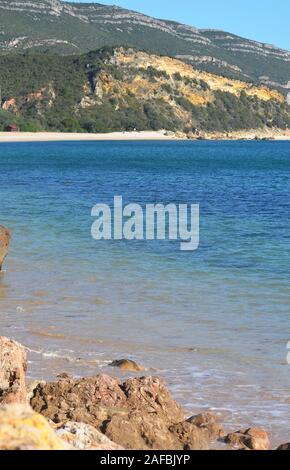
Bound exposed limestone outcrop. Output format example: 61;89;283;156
111;48;285;103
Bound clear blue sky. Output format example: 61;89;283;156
69;0;290;50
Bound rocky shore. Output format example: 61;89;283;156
0;335;289;451
178;128;290;141
0;227;289;451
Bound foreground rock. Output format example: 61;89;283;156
31;374;220;450
277;443;290;450
187;412;225;440
109;359;144;372
0;405;68;450
0;336;27;405
55;421;123;450
0;225;11;271
225;427;270;450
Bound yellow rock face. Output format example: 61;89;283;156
114;49;284;103
0;405;69;450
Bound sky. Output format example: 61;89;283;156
69;0;290;51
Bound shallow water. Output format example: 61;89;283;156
0;140;289;446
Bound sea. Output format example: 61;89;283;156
0;140;289;446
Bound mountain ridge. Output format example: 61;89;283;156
0;0;290;90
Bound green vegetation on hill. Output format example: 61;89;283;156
0;0;290;90
0;47;289;134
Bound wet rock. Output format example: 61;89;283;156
55;421;123;450
56;372;73;380
0;405;69;450
225;427;270;450
187;411;225;439
277;443;290;450
0;225;11;271
0;336;27;405
31;374;212;450
109;359;144;372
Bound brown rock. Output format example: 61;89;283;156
0;336;27;405
31;374;212;450
31;374;126;427
103;412;182;450
277;443;290;450
123;376;184;423
170;421;210;450
187;411;225;439
225;427;270;451
0;225;11;271
109;359;144;372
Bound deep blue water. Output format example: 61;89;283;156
0;140;289;443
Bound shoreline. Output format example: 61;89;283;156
0;130;178;143
1;334;288;451
0;129;289;143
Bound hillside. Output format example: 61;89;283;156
0;47;289;134
0;0;290;91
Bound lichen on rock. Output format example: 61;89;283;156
0;404;69;450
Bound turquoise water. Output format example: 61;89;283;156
0;140;290;444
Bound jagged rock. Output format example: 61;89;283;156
169;421;210;450
0;225;11;270
0;405;69;450
109;359;144;372
31;374;212;450
123;376;184;423
31;374;127;427
225;427;270;450
55;421;123;450
187;411;225;439
277;443;290;450
0;336;27;405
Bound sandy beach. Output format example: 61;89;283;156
0;130;178;143
0;128;289;143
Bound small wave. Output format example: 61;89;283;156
26;346;105;366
